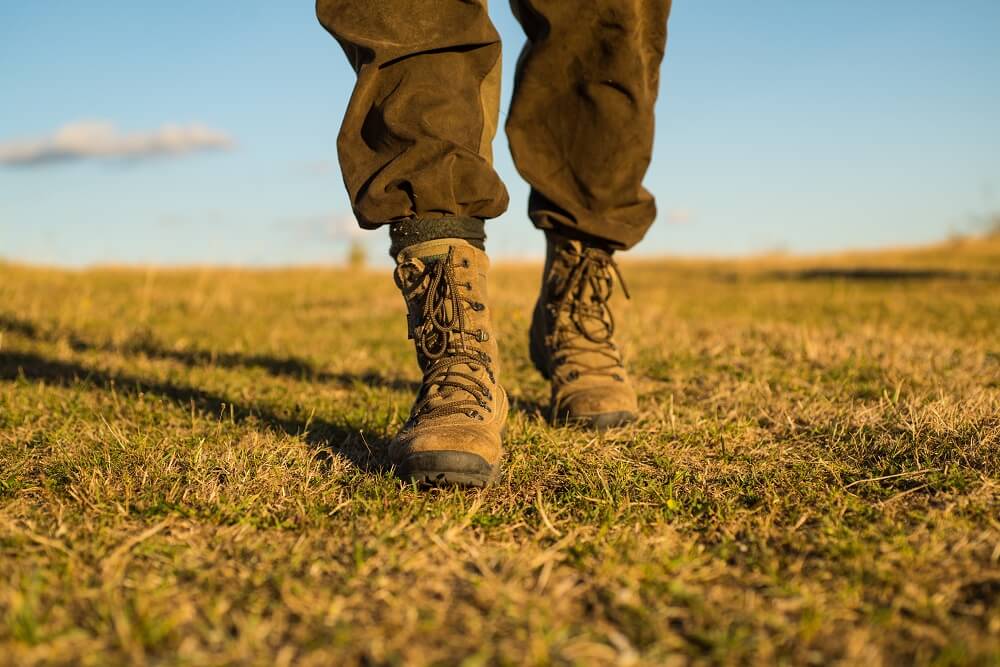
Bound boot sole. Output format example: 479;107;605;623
398;451;496;488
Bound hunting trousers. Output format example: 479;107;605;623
316;0;672;250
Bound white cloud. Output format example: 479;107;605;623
0;120;235;166
282;213;365;242
294;160;335;176
665;208;695;225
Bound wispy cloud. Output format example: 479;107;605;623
281;213;364;242
293;160;335;176
665;208;695;225
0;120;235;166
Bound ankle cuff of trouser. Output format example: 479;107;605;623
529;190;628;252
389;217;486;257
541;225;618;254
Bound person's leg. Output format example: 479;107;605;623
507;0;671;250
508;0;673;427
316;0;509;250
316;1;509;486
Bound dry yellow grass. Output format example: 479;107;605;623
1;236;998;665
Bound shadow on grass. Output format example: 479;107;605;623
506;393;548;422
0;350;391;475
0;313;550;427
766;267;1000;282
0;313;418;393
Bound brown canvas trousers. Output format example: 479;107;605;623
316;0;672;250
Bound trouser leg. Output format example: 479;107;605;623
316;1;509;241
507;0;672;250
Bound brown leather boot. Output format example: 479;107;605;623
390;239;508;487
530;234;638;429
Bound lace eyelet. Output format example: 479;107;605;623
612;373;623;382
568;370;580;381
461;259;470;268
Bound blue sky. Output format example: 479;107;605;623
1;1;998;265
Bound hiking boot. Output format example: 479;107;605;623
529;234;638;429
390;238;508;487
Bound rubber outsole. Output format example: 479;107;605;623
398;450;496;488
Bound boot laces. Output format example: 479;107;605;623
549;245;630;382
395;247;495;423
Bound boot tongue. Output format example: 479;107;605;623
423;340;480;408
572;280;612;340
549;243;620;375
396;238;476;265
429;307;486;412
549;242;608;336
395;237;478;349
395;239;491;419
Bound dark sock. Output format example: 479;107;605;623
389;217;486;257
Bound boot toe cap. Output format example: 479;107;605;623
553;385;638;429
390;425;503;487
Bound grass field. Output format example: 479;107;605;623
1;236;998;666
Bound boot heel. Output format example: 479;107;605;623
528;302;551;380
